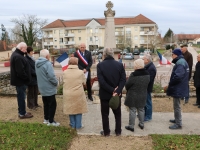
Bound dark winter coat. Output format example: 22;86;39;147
97;56;126;100
124;69;150;108
144;62;157;93
193;61;200;88
10;48;31;86
167;55;189;98
25;54;37;85
183;50;193;80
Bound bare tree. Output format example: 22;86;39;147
11;14;47;46
148;33;163;53
9;25;24;43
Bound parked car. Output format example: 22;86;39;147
133;49;140;55
92;49;99;55
120;49;129;55
139;52;144;59
144;49;151;54
124;53;134;60
97;53;102;59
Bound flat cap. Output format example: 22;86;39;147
109;95;120;110
180;43;188;47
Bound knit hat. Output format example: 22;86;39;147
172;49;182;56
133;59;144;69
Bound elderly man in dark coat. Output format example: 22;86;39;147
10;42;33;119
97;48;126;136
167;49;189;129
143;53;157;122
180;43;193;103
124;59;150;132
193;54;200;107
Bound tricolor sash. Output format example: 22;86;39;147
76;50;88;66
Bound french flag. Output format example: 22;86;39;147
56;52;69;71
157;51;171;65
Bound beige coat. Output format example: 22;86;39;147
63;65;88;115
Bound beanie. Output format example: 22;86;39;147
172;49;182;56
133;59;144;69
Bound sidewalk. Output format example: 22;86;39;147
77;98;200;136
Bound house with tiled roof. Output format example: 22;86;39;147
175;34;200;44
42;14;159;50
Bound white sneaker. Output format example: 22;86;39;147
47;121;60;126
43;119;49;124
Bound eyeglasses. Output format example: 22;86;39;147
80;47;85;48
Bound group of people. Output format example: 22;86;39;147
10;41;200;134
10;42;60;126
97;48;156;135
10;42;93;128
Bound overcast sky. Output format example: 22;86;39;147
0;0;199;37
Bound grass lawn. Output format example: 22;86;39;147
151;134;200;150
156;49;166;54
0;121;76;150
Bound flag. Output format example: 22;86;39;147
156;50;171;65
56;52;69;71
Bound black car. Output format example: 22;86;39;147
133;49;140;55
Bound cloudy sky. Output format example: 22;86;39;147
0;0;199;36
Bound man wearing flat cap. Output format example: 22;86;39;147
167;49;189;129
180;43;193;103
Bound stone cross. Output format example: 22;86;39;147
106;1;113;10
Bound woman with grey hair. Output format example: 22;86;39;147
63;57;88;130
124;59;150;132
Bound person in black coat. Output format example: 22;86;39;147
124;59;150;132
193;54;200;107
10;42;33;119
97;48;126;136
143;54;157;122
74;43;93;101
25;46;39;109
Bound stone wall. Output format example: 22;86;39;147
0;71;16;95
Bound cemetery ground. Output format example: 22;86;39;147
1;95;200;149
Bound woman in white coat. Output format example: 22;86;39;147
63;57;88;129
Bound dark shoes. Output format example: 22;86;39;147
193;103;199;106
88;96;93;101
19;112;33;119
169;119;176;123
138;124;144;130
169;124;182;129
116;133;121;136
100;131;110;137
125;126;134;132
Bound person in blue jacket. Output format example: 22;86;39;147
167;49;189;129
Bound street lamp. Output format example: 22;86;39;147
146;31;149;50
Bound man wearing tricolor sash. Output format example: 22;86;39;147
74;43;93;101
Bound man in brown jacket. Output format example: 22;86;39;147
180;43;193;103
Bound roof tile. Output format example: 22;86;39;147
43;14;156;29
